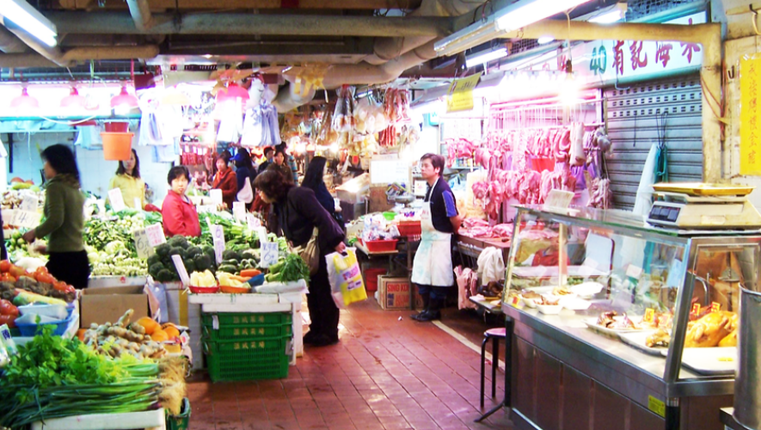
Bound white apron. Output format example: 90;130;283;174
411;179;454;287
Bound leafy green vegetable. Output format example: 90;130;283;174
265;253;310;283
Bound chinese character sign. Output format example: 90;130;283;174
740;56;761;175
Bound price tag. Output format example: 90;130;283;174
171;255;191;287
134;197;142;210
260;242;279;268
233;202;246;222
210;224;225;265
644;308;655;323
246;213;261;230
196;205;217;214
510;296;521;308
108;188;126;212
544;189;574;210
19;195;37;212
14;210;41;228
210;189;223;206
258;227;269;243
711;302;721;313
96;199;106;218
2;209;16;227
691;303;701;316
133;228;154;259
145;223;166;247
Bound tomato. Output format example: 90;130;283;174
0;260;11;273
35;273;56;285
0;299;18;317
0;314;17;328
34;266;49;275
53;282;75;293
0;273;16;283
9;265;26;279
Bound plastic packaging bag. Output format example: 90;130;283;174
325;248;367;308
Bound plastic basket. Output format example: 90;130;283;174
101;132;133;161
15;308;73;337
364;239;398;253
203;337;290;382
363;268;387;293
104;122;129;133
382;211;396;221
166;398;191;430
202;322;292;341
201;312;292;327
397;220;421;237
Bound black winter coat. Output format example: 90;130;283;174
275;187;344;252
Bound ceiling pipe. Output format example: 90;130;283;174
0;45;160;68
500;20;722;182
0;27;27;54
59;0;423;10
126;0;154;31
46;12;451;38
272;82;317;114
366;0;488;66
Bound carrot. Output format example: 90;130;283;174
229;274;252;282
239;269;262;278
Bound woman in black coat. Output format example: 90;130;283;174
254;170;346;346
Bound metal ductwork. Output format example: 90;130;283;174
0;45;160;68
366;0;488;65
272;82;317;113
322;41;437;87
0;27;27;54
126;0;154;31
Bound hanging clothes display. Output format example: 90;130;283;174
240;102;281;147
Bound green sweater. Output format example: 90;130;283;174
34;175;85;253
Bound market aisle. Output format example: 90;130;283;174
187;299;514;429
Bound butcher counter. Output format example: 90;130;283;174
497;206;759;430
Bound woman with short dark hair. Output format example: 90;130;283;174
22;144;90;288
254;170;346;346
162;166;201;237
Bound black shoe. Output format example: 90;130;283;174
303;331;319;345
413;310;440;322
308;334;339;347
410;311;427;321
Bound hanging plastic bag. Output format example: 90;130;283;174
325;248;367;308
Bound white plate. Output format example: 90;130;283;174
584;317;649;336
558;296;591;311
618;331;665;356
660;347;737;376
537;304;562;315
570;281;605;299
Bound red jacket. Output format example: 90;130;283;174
162;190;201;238
212;167;238;209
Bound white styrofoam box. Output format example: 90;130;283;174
87;276;147;289
188;293;280;305
31;408;165;430
199;303;291;313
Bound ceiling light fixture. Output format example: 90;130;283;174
0;0;58;47
495;0;594;32
60;87;86;108
10;87;39;109
587;2;627;23
465;47;508;69
537;36;555;44
110;85;139;112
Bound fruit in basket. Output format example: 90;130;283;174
151;329;169;342
190;270;216;287
136;316;160;335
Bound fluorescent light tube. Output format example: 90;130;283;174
588;9;624;23
466;47;508;68
0;0;58;47
495;0;594;32
537;36;555;44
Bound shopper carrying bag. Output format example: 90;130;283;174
325;248;367;308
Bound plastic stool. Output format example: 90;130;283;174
480;327;506;408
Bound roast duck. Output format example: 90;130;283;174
647;311;738;348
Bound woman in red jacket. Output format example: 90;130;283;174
162;166;201;237
212;154;237;209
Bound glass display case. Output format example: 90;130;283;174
501;205;760;430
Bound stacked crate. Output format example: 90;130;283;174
201;312;292;382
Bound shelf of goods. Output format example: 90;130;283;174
501;205;751;430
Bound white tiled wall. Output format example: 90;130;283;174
3;131;171;205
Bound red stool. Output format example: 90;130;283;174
480;327;506;408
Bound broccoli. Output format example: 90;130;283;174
147;254;162;267
184;259;197;274
202;245;214;255
222;249;241;262
155;243;171;258
149;262;165;279
241;250;257;260
169;235;189;249
194;254;212;271
168;247;184;257
156;269;176;283
186;246;202;258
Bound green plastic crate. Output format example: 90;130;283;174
203;337;290;382
166;398;190;430
202;322;292;341
201;312;292;326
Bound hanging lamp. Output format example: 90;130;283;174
110;85;139;110
10;87;39;109
60;87;86;108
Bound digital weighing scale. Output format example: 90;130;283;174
647;183;761;229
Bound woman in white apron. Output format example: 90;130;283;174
411;154;462;322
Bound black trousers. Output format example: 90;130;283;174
47;250;91;289
307;251;339;340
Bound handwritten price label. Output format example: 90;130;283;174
171;255;191;287
108;188;126;212
260;242;279;268
19;195;37;212
233;202;246;222
145;224;166;247
246;213;261;230
210;224;225;265
691;303;701;316
711;302;721;313
209;189;223;206
133;228;154;259
14;210;41;228
644;308;655;323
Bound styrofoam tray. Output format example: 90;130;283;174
584;317;650;336
661;347;737;376
618;330;667;356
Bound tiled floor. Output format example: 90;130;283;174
188;299;514;430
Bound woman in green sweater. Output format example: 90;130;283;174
22;144;90;289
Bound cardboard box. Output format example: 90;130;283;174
378;276;411;310
80;285;150;328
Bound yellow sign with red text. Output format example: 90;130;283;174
740;55;761;175
446;72;482;113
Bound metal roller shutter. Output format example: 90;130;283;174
604;74;703;210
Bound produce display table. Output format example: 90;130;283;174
188;292;302;362
31;408;165;430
